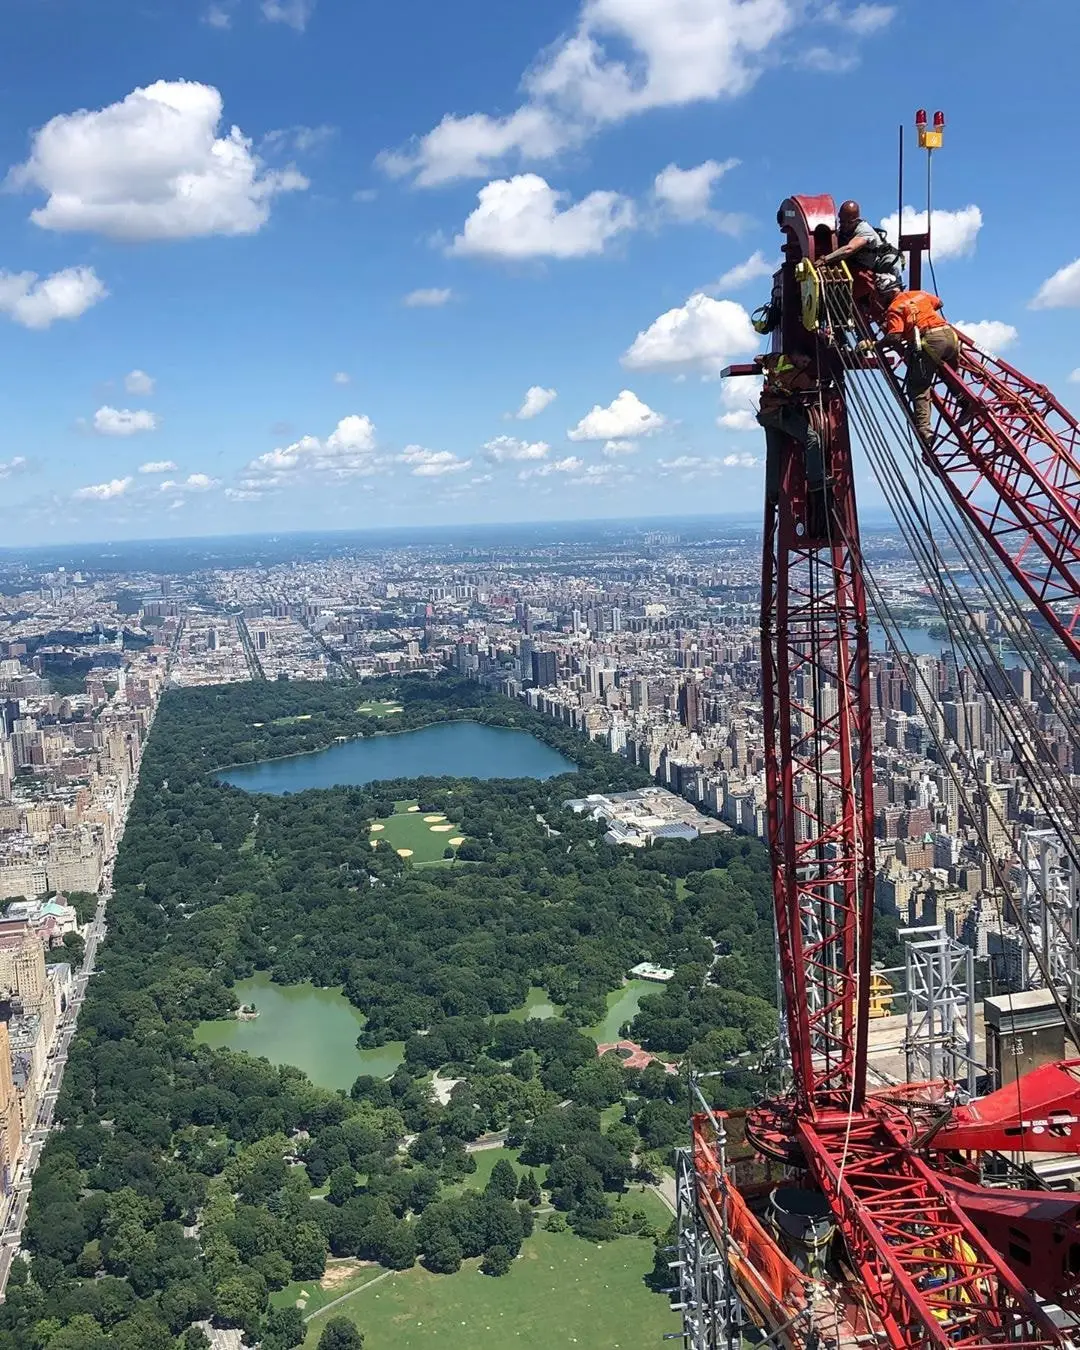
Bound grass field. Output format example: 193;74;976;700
370;801;465;865
272;1260;384;1318
299;1227;678;1349
357;699;404;717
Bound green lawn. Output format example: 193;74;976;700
300;1227;677;1349
272;1262;384;1318
370;802;465;865
442;1146;548;1198
356;699;405;717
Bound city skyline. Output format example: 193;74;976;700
2;0;1079;545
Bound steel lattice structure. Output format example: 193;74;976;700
919;343;1080;659
693;189;1080;1350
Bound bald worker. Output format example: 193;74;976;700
818;200;903;298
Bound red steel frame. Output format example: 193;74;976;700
761;394;876;1115
714;194;1077;1350
903;335;1080;662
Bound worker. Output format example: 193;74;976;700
756;352;827;532
879;288;966;447
817;200;903;300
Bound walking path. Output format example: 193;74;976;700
304;1268;394;1322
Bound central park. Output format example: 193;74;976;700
0;676;870;1350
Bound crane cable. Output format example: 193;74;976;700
836;310;1080;941
819;296;1080;1047
825;290;1080;873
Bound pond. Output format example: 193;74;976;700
218;720;577;794
195;973;404;1089
504;986;561;1022
584;979;658;1044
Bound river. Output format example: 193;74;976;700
195;973;405;1089
218;720;577;793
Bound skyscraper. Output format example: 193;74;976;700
531;650;558;688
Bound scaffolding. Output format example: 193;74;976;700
1019;828;1080;1018
903;926;979;1096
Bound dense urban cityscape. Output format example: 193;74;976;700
0;520;1068;1236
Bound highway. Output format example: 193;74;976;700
0;829;117;1297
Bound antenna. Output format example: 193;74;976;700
899;109;945;290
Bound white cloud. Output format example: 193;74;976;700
225;487;262;501
74;476;132;501
717;373;763;430
333;371;351;385
622;294;757;376
723;452;763;468
516;385;558;419
602;439;638;456
262;124;336;155
879;205;983;260
0;457;28;479
653;158;741;227
378;107;567;188
820;2;895;34
403;287;453;307
519;455;585;481
160;472;218;493
203;5;231;27
382;0;797;188
568;389;666;441
954;320;1018;355
0;266;106;329
125;369;155;396
1031;259;1080;310
10;80;307;241
569;462;630;487
713;249;776;290
262;0;315;30
246;414;381;484
138;460;177;474
93;406;158;436
399;447;472;477
449;174;635;260
719;410;759;431
1070;368;1080;383
658;455;724;478
485;435;551;462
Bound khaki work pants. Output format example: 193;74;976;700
906;326;960;445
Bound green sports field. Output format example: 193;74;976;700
300;1227;678;1349
356;699;405;717
369;801;465;864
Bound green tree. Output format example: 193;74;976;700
264;1304;306;1350
182;1330;212;1350
516;1170;542;1205
317;1318;365;1350
485;1158;519;1202
481;1244;513;1276
42;1315;109;1350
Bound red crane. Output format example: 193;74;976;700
685;176;1080;1350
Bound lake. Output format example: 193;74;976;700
219;720;577;794
585;979;657;1044
195;973;404;1089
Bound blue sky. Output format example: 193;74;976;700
1;0;1078;545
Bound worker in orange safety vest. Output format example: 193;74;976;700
880;289;966;447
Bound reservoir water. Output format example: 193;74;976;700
219;720;577;794
195;973;404;1088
